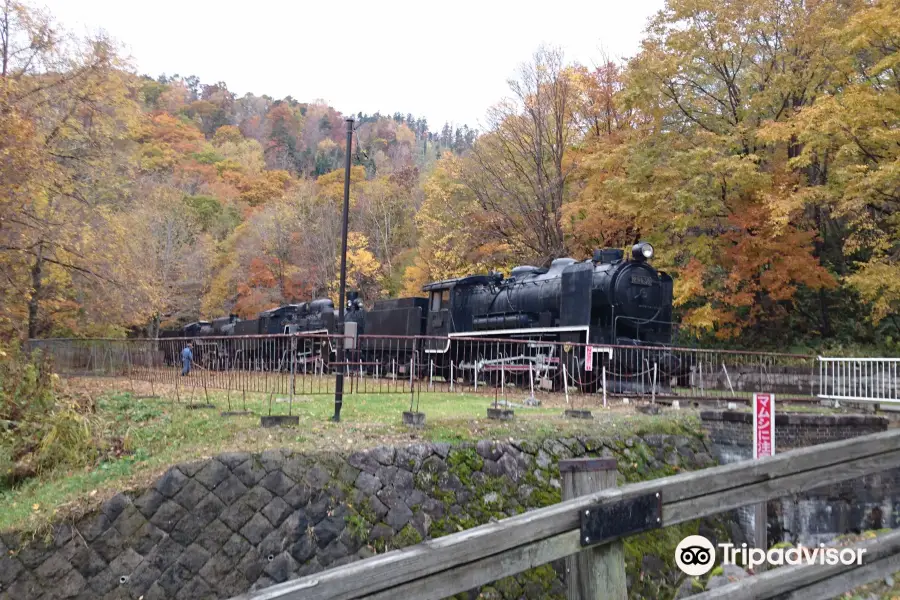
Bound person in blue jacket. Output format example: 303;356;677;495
181;343;193;376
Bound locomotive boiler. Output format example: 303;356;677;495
423;242;673;345
420;242;677;391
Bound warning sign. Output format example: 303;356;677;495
753;393;775;459
585;346;593;372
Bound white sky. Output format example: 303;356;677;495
40;0;664;130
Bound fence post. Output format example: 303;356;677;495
450;360;454;392
560;458;625;600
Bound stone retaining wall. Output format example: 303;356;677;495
700;410;895;545
0;433;717;600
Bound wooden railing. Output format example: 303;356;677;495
231;429;900;600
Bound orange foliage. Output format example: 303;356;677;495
680;207;836;338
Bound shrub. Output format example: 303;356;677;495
0;344;103;487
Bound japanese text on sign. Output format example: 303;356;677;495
585;346;593;372
753;393;775;459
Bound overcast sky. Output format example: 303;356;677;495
40;0;664;130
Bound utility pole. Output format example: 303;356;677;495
332;117;354;422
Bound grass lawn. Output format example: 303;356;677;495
1;375;706;534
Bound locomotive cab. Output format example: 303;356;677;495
424;282;453;349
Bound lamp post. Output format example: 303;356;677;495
332;117;354;422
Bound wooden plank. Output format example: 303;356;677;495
362;531;580;600
782;554;900;600
664;448;900;526
753;503;767;573
692;529;900;600
229;430;900;600
560;458;624;600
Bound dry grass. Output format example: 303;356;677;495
1;375;702;533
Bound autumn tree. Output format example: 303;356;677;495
567;0;852;342
758;0;900;338
465;47;582;265
402;153;496;296
0;0;150;339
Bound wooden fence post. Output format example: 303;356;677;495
560;458;626;600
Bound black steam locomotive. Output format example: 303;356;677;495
159;242;677;392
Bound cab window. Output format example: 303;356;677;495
431;291;441;312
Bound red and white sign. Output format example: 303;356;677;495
753;393;775;459
585;346;593;372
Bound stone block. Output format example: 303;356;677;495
318;539;348;567
211;474;248;507
107;547;143;583
314;517;344;549
261;497;292;528
279;511;309;545
149;500;187;533
111;504;147;539
174;575;214;600
258;528;288;560
194;460;230;491
170;513;205;546
155;468;188;498
217;452;252;469
75;513;112;546
348;451;380;475
304;466;330;491
306;495;330;524
143;535;184;573
99;494;129;524
194;493;226;527
194;519;233;555
241;513;275;547
289;535;316;565
31;551;70;586
90;526;127;564
354;471;382;495
133;489;166;520
259;449;288;472
0;554;23;586
384;505;413;531
174;544;210;576
220;500;257;533
236;548;264;583
366;495;389;521
3;570;40;597
126;562;161;598
130;522;165;556
283;483;312;509
173;479;208;510
259;471;295;497
263;552;297;583
221;533;251;563
232;459;267;488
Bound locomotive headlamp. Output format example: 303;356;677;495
632;242;654;261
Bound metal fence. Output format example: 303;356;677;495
818;357;900;405
26;335;821;405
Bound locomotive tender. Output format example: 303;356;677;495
159;243;676;391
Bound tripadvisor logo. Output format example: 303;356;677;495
675;535;868;576
675;535;717;576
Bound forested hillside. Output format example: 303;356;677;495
1;0;899;352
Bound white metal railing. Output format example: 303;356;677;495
818;356;900;404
